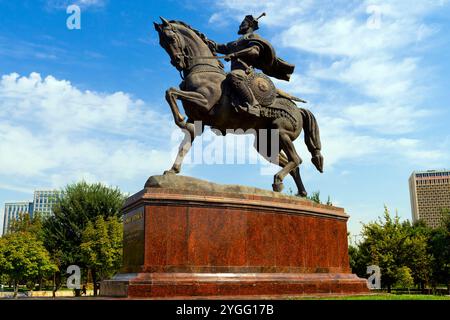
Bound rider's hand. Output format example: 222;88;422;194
225;53;236;62
207;39;218;52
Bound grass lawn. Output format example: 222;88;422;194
298;294;450;300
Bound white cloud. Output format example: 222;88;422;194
313;115;447;169
212;0;315;26
341;103;430;134
45;0;106;10
211;0;450;168
273;74;320;96
0;72;175;191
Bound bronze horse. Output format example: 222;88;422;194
154;18;323;196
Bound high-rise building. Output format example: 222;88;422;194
409;169;450;228
1;190;61;235
32;190;61;217
2;201;33;235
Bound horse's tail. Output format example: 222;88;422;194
300;108;324;173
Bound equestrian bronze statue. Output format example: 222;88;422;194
154;15;323;196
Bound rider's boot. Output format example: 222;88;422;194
232;75;261;117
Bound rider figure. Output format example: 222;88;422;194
209;14;295;116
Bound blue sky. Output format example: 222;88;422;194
0;0;449;238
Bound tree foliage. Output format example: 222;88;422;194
306;191;333;206
80;216;123;284
395;266;414;289
0;232;57;297
355;206;432;292
307;191;321;204
348;245;367;278
428;212;450;291
42;181;125;267
8;212;44;240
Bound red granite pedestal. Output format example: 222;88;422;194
100;175;368;298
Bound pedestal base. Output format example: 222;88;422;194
101;175;369;298
102;273;368;298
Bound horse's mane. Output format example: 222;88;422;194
169;20;224;69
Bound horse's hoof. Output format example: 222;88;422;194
272;182;284;192
163;169;177;175
297;191;308;198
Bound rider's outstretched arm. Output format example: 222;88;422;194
208;40;232;54
227;45;261;60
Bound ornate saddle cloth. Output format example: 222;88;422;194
246;72;276;107
227;71;277;118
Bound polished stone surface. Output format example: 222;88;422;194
101;175;368;298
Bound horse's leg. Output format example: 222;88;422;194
253;132;306;195
164;120;199;175
164;87;211;174
272;130;302;193
278;153;307;197
165;87;210;128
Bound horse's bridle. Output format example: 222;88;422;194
164;24;225;79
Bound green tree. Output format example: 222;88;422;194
429;213;450;293
80;216;123;296
42;181;125;294
400;220;433;289
395;266;414;291
355;207;433;292
0;232;57;297
307;191;321;204
8;212;44;240
6;212;52;291
357;207;403;292
348;245;368;278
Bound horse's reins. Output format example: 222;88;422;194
176;12;267;78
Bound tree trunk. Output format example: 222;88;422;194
92;269;97;296
52;272;56;298
13;280;18;298
387;284;391;293
52;271;61;298
38;276;43;291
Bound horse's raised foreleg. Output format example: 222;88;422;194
165;87;209;128
164;120;200;175
164;87;209;175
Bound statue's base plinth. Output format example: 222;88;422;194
101;273;367;298
101;175;369;298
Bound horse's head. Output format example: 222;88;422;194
154;17;188;71
154;18;224;73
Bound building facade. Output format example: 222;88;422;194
32;190;61;217
2;201;34;235
409;169;450;228
2;190;61;235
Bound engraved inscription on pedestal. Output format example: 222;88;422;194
123;208;145;271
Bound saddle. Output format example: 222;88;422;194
225;70;307;120
228;71;277;117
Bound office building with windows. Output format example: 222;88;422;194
2;201;34;235
32;190;61;217
2;190;61;235
409;169;450;228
